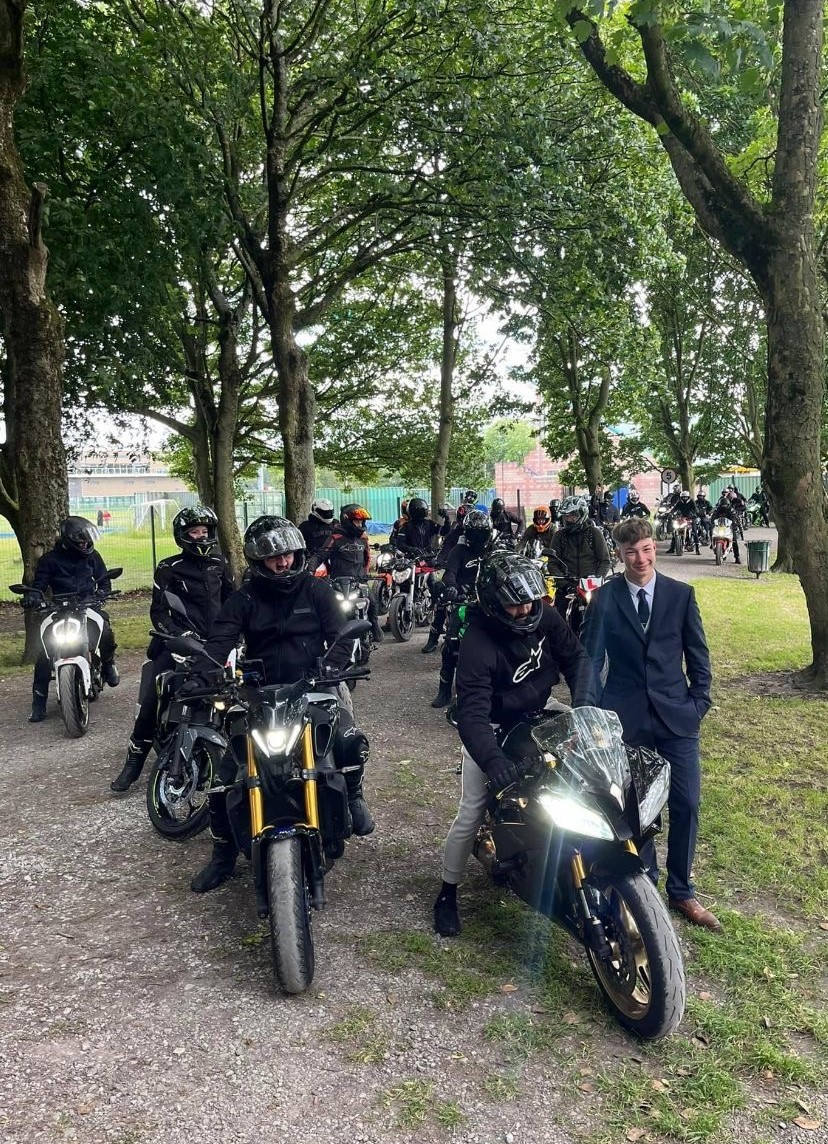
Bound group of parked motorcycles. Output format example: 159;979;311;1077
11;517;688;1037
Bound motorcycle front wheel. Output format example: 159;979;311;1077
675;531;684;556
58;663;89;738
714;544;723;566
373;580;392;616
585;872;685;1040
267;837;315;994
388;594;414;641
146;739;218;840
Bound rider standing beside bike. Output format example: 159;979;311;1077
316;503;384;643
110;506;235;792
545;496;611;622
27;517;119;724
186;515;375;894
433;551;596;936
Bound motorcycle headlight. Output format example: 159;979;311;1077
638;764;671;831
537;791;615;841
252;725;302;756
51;617;82;645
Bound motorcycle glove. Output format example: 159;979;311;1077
177;675;212;697
485;755;524;793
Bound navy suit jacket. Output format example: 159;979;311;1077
580;572;712;742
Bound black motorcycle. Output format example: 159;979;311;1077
11;569;123;738
330;575;372;684
474;705;685;1040
168;620;371;994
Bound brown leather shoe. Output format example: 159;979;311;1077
669;897;722;933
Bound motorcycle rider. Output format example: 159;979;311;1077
545;496;611;621
548;498;561;527
667;490;699;554
621;489;651;519
433;550;596;936
711;496;742;563
694;489;713;544
437;503;455;542
186;515;375;894
298;498;335;561
489;497;521;545
749;485;771;528
317;504;384;643
520;505;553;555
395;496;440;556
389;499;410;548
430;510;493;707
597;490;620;528
588;485;605;522
110;506;235;792
27;516;119;723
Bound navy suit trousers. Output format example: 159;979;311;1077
629;715;701;901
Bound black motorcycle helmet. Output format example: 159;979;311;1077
462;508;493;555
476;551;545;634
60;516;99;555
243;515;307;588
339;503;371;536
490;497;505;516
173;505;219;557
602;491;613;503
463;489;478;504
407;497;428;523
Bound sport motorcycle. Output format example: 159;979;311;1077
711;520;734;566
387;552;436;641
473;705;686;1040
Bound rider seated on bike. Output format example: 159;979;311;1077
520;506;553;555
183;515;376;894
667;490;700;554
432;550;596;936
545;496;611;622
621;489;651;519
315;503;384;643
26;517;119;724
430;510;494;707
489;497;521;545
711;496;742;563
597;491;620;527
298;498;336;562
110;506;235;793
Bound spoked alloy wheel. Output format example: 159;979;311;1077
388;594;414;641
374;580;392;616
585;872;685;1040
414;591;434;627
267;837;315;994
146;740;218;840
58;663;89;738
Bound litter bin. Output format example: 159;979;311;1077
746;539;771;578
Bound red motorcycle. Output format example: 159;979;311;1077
711;520;734;565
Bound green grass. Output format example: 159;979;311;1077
379;1079;465;1130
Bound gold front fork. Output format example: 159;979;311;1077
301;723;320;830
246;735;264;837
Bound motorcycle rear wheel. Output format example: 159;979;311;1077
146;739;218;840
388;594;414;641
267;837;315;994
58;663;89;738
585;872;685;1040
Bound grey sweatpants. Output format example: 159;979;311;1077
441;746;490;885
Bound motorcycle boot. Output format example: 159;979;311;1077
421;630;440;654
345;768;375;835
190;835;238;892
110;738;151;792
28;691;47;724
102;659;120;687
431;673;453;709
433;883;461;937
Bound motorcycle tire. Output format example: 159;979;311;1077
714;544;723;566
388;594;414;642
267;836;315;995
58;663;89;739
675;532;684;557
585;871;685;1040
373;580;392;616
146;739;218;840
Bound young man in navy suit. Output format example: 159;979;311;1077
581;516;721;932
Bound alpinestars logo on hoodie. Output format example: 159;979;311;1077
512;636;545;683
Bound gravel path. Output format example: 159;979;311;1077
2;528;808;1144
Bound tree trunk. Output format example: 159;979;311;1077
0;0;68;663
272;283;315;522
430;258;460;512
212;300;244;582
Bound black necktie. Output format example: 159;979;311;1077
637;588;650;629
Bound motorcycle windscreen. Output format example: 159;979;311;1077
530;707;630;802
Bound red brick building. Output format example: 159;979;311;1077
494;440;664;515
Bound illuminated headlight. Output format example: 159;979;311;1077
392;570;411;584
252;724;302;756
638;763;671;830
52;617;82;645
335;592;356;612
537;791;615;841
